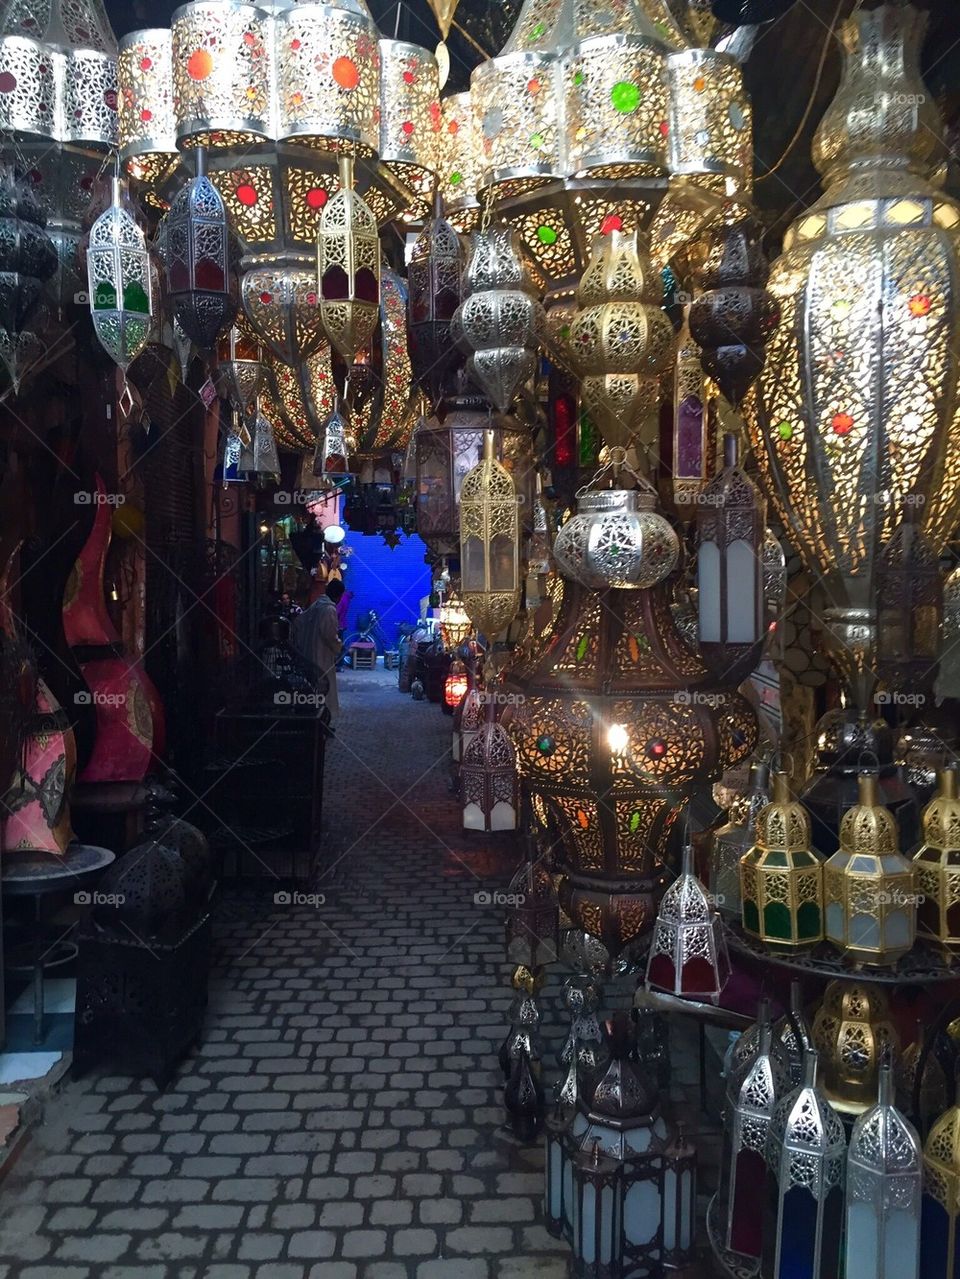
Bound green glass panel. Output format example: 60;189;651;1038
797;901;821;940
743;899;759;934
576;634;589;661
123;280;150;314
763;901;793;941
763;851;788;868
579;411;598;468
93;280;117;311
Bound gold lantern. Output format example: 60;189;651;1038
811;981;899;1114
378;39;440;212
665;50;752;195
746;5;960;706
470;50;561;198
739;770;824;951
669;306;714;511
914;767;960;956
922;1087;960;1278
439;91;479;232
459;430;521;641
118;28;179;192
317;155;380;364
569;229;674;451
170;2;272;148
240;263;325;368
216;325;263;421
823;772;918;967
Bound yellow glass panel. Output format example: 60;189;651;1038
885;199;926;226
833;202;876;231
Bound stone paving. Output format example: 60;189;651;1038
0;667;717;1279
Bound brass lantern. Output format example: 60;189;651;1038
823;771;918;967
86;176;154;372
746;4;960;706
812;981;899;1114
439;91;479;232
216;325;262;421
117;28;179;192
914;767;960;956
669;307;714;511
552;486;679;592
312;396;352;481
459;430;521;640
317;155;380;364
921;1085;960;1279
406;202;465;407
170;1;271;148
240;263;325;368
875;513;943;696
461;714;520;833
708;758;770;922
645;842;730;1000
378;39;440;211
569;229;674;451
163;148;236;349
740;770;824;951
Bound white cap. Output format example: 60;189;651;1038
324;525;346;546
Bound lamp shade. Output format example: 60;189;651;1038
378;39;440;208
552;488;679;591
812;981;899;1115
170;2;272;148
118;28;179;187
86;176;154;372
163;149;236;349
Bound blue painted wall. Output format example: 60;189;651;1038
340;531;431;648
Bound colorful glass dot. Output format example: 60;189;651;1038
243;30;256;47
401;120;414;136
658;120;668;137
908;293;932;317
527;77;541;95
536;734;555;756
777;420;793;442
139;56;152;72
447;119;459;135
537;225;558;246
306;187;328;209
403;70;416;85
236;183;258;206
830;298;852;321
610;81;640;114
259;291;272;305
693;75;706;92
600;214;622;235
187;48;213;81
629;811;642;834
646;738;667;760
332;56;359;90
729;102;745;131
290;38;301;51
530;132;544;149
449;171;462;186
576;809;589;829
573;70;584;86
832;412;854;436
140;108;153;122
529;22;545;39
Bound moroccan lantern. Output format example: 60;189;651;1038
763;1049;846;1279
845;1055;922;1279
216;325;262;420
914;767;960;956
239;262;325;369
812;982;899;1115
552;485;680;591
921;1083;960;1279
662;1125;697;1271
740;770;824;951
644;842;730;1001
312;396;352;481
406;201;465;406
87;175;154;373
453;225;544;414
775;980;815;1090
669;307;714;512
251;410;279;477
696;433;766;686
163;147;236;349
747;4;960;707
875;511;943;696
0;167;58;392
461;712;520;832
459;429;521;640
505;857;559;972
170;2;271;148
378;39;441;210
708;758;770;922
823;772;917;967
569;229;674;451
317;155;380;365
453;683;483;766
439;91;479;232
762;527;788;660
664;46;753;192
729;997;793;1091
117;28;179;192
444;660;469;710
438;591;471;650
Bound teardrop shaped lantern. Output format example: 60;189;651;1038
459;429;521;640
317;155;380;364
164;147;236;349
813;981;899;1115
87;175;154;372
645;843;730;1001
553;485;680;591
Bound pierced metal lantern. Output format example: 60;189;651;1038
936;566;960;702
553;487;679;591
0;167;58;392
216;324;262;420
313;395;351;481
645;843;730;1001
813;982;899;1115
763;1049;846;1279
453;683;483;765
459;430;521;640
709;759;770;922
740;770;824;951
118;28;179;190
921;1086;960;1279
317;155;380;364
670;307;714;512
251;410;279;476
406;202;465;406
696;432;765;685
666;49;752;195
453;226;544;414
762;527;788;660
87;176;154;372
846;1057;922;1279
875;513;943;695
570;229;674;451
439;91;479;231
823;772;917;967
378;39;440;209
662;1125;697;1271
164;148;236;349
461;714;520;832
470;50;561;197
914;767;960;957
240;262;325;368
506;858;560;971
438;591;471;649
774;980;814;1089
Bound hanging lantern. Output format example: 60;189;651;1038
453;683;483;766
251;410;279;476
378;40;441;210
696;432;765;685
461;712;520;832
312;396;352;482
553;485;680;592
670;306;714;511
0;167;58;392
729;997;793;1092
719;1007;787;1258
708;759;770;922
216;325;263;420
665;49;753;194
170;2;271;148
824;771;917;967
506;857;560;971
458;429;521;640
746;5;960;708
117;28;179;191
914;766;960;956
774;979;815;1089
813;981;899;1115
762;527;788;660
921;1082;960;1279
569;230;674;451
438;591;471;649
439;91;479;231
763;1048;846;1279
241;262;325;369
317;155;380;365
87;176;154;373
444;660;469;709
740;769;824;950
875;512;943;696
163;148;236;349
406;201;465;406
645;843;730;1000
662;1125;697;1271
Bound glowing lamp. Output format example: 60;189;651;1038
86;176;154;372
459;429;521;641
444;660;469;709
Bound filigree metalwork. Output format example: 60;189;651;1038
553;488;679;590
914;768;960;956
439;91;479;232
564;34;666;179
666;49;751;192
461;718;519;832
378;39;440;207
170;2;272;148
812;981;898;1115
407;206;465;406
163;152;236;349
240;263;324;368
645;843;730;999
87;177;153;372
459;432;521;638
118;29;179;188
317;155;379;363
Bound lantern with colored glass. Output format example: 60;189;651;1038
317;155;380;365
438;592;471;649
913;766;960;956
444;660;469;711
313;396;352;481
216;325;262;421
763;1048;846;1279
378;39;440;213
812;981;899;1114
708;758;770;922
921;1081;960;1279
670;306;714;512
459;429;521;642
823;771;917;967
875;511;943;696
552;484;680;591
645;843;730;1000
461;712;519;832
117;27;179;194
845;1054;922;1279
696;432;765;686
163;148;236;349
87;176;154;372
740;770;824;950
406;201;465;407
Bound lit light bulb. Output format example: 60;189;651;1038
608;723;629;756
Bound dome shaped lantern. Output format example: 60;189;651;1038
553;484;680;592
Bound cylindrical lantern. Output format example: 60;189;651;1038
61;45;118;147
216;324;262;420
709;760;771;922
696;432;765;685
921;1084;960;1279
378;39;440;207
875;513;943;695
553;487;680;592
406;202;465;407
163;148;236;348
570;1141;624;1277
170;1;272;148
913;766;960;956
317;155;380;364
845;1057;922;1279
666;49;752;194
118;28;179;188
823;772;917;967
439;92;479;230
459;430;521;640
812;982;899;1115
275;2;380;156
740;770;824;950
470;52;561;196
87;176;154;372
461;715;520;832
763;1049;846;1279
645;843;730;1001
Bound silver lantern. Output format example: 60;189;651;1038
87;176;154;372
552;488;680;591
645;843;730;1002
709;759;771;922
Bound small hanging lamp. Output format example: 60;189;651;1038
406;197;466;406
87;174;154;372
708;758;771;922
163;147;236;350
444;659;469;710
216;325;263;421
251;411;280;477
313;396;352;482
669;305;714;512
552;479;680;592
914;766;960;956
459;428;521;641
317;155;381;364
645;843;730;1001
461;707;520;832
812;981;900;1114
662;1124;698;1271
774;979;814;1089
